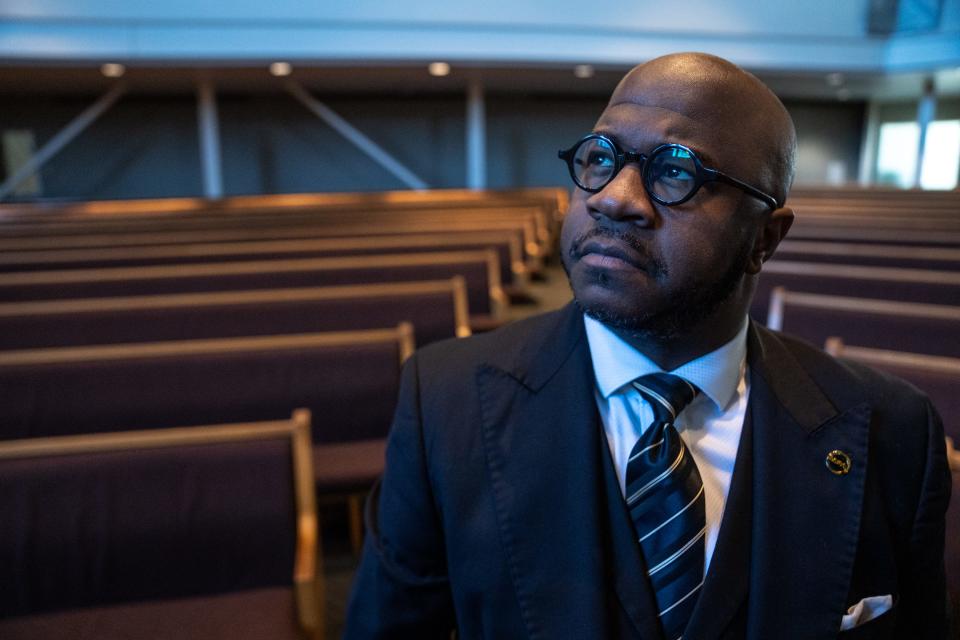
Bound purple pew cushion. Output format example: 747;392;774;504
753;270;960;323
780;307;960;358
0;258;493;316
1;341;401;444
0;587;300;640
313;438;386;491
0;439;295;618
0;290;457;349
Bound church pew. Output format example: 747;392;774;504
751;261;960;324
0;217;546;269
790;207;960;229
0;325;413;444
0;278;470;351
765;288;960;358
789;197;960;218
0;187;566;244
0;231;528;290
786;226;960;248
775;240;960;272
0;410;323;639
0;250;506;323
824;338;960;443
0;185;566;223
788;188;960;210
0;204;554;255
790;185;960;199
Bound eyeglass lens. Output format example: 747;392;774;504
571;137;701;204
571;137;617;191
646;146;698;204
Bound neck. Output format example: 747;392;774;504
612;308;748;372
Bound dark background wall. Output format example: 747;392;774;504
789;101;866;186
4;89;942;201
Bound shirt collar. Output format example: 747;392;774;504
583;314;748;412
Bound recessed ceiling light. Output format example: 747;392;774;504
826;72;844;87
573;64;595;79
100;63;125;78
428;62;451;77
269;62;293;77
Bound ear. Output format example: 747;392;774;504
745;206;794;275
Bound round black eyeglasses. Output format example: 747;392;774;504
558;134;780;210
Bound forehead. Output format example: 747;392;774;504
594;71;752;167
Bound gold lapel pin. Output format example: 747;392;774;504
825;450;852;476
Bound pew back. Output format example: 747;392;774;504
767;288;960;358
0;278;470;350
753;261;960;323
0;250;505;320
0;410;322;638
0;326;413;444
0;231;529;287
824;338;960;442
775;241;960;271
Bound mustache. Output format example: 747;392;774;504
568;227;668;277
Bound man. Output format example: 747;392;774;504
345;53;951;639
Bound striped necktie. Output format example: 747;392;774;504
626;373;704;640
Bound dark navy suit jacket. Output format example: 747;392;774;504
345;303;950;639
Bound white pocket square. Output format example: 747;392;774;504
840;594;894;631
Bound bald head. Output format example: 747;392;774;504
610;53;797;207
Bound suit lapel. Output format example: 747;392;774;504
684;407;754;639
744;324;871;640
476;304;661;640
686;323;872;640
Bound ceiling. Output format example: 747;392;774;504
1;62;959;102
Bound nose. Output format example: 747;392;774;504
584;164;658;227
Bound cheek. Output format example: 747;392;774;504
668;223;753;282
559;202;590;257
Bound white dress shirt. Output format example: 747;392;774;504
583;315;750;573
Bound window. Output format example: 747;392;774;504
876;119;960;190
921;120;960;190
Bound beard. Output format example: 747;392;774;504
563;225;754;343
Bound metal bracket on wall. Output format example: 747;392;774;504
197;79;224;199
466;79;486;190
284;80;429;191
0;82;127;202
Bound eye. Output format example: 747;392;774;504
659;163;695;181
575;149;615;169
648;147;697;185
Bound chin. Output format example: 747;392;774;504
572;267;749;345
576;295;687;343
569;273;679;341
567;230;754;343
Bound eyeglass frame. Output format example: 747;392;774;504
557;133;781;210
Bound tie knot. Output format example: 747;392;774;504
631;373;698;424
